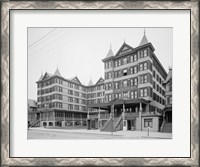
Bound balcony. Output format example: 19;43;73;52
113;86;137;93
124;112;139;119
100;114;110;120
88;114;98;119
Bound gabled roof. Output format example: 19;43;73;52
115;42;134;57
139;32;149;46
71;76;82;85
54;68;61;76
95;77;104;85
88;79;94;86
42;72;53;80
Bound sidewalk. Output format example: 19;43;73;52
29;127;172;139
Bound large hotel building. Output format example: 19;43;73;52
28;32;171;132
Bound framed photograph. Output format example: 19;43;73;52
1;0;199;166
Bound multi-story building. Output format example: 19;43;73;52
30;32;169;132
88;32;167;132
33;68;105;128
36;69;88;127
162;68;172;132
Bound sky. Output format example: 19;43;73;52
28;28;172;100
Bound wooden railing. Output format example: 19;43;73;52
100;114;110;120
124;112;139;119
88;114;98;119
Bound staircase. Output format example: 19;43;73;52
29;118;40;127
114;115;123;131
162;122;172;133
100;117;113;132
100;114;123;132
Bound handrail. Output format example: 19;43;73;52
30;119;40;127
114;114;123;131
100;114;110;119
124;112;139;119
101;117;112;130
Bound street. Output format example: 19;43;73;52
28;128;172;139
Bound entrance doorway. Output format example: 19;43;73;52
165;111;172;123
127;120;136;130
36;113;40;120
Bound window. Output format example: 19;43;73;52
129;67;133;74
153;81;155;89
144;119;153;128
130;79;133;86
140;50;144;58
114;72;118;78
105;62;108;69
74;85;79;90
157;74;159;82
144;75;148;83
108;83;112;90
140;89;144;97
123;69;128;76
130;56;133;62
115;82;119;89
134;54;137;61
140;74;148;84
144;62;148;70
59;79;63;84
134;78;138;86
123;58;128;64
153;71;156;78
97;99;102;103
139;64;143;71
169;97;172;104
74;91;79;97
118;59;121;66
123;92;128;99
144;88;148;96
140;88;148;97
134;66;137;74
68;90;73;95
115;61;118;67
134;91;138;99
130;91;134;99
108;61;111;68
74;105;79;110
108;94;112;101
68;104;73;110
119;93;122;99
74;98;79;103
108;72;112;79
144;49;147;57
68;97;73;102
123;80;128;88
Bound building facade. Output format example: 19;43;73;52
162;68;172;132
88;32;167;132
29;32;169;132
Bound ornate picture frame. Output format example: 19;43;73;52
1;1;199;166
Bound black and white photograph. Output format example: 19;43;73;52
27;27;173;139
2;1;197;165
